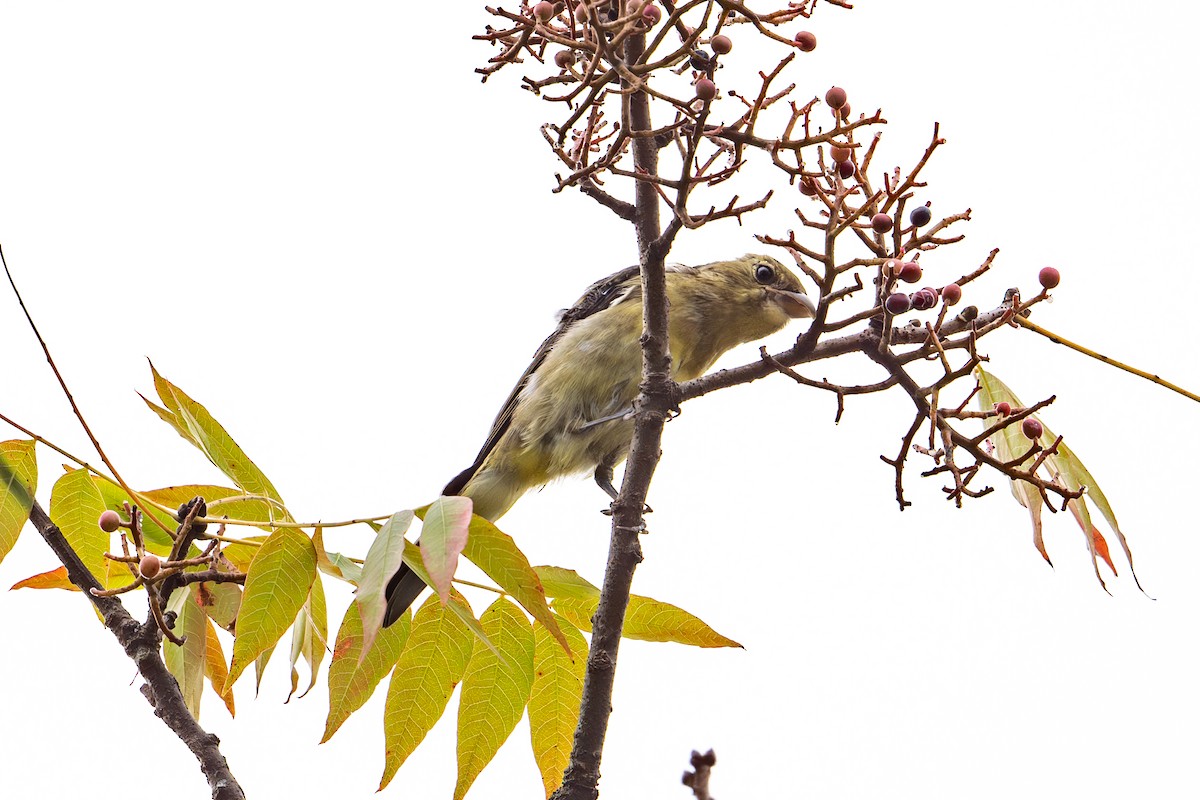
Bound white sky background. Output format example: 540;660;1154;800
1;2;1197;798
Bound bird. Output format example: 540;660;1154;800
382;254;818;625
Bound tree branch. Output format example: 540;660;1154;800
26;501;245;800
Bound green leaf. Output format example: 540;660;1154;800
164;584;209;719
226;528;316;690
380;593;476;791
534;566;600;600
454;598;536;800
0;440;37;566
553;594;741;648
356;510;414;656
421;496;472;603
49;468;112;585
529;617;588;799
194;580;241;631
144;364;285;508
322;601;412;743
313;526;363;585
287;572;328;702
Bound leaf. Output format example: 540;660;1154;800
402;539;498;656
225;528;317;690
0;440;37;566
356;510;414;657
379;593;476;791
222;536;269;574
976;367;1141;589
454;598;536;800
420;496;473;603
322;601;411;743
49;468;111;585
204;620;236;717
447;512;569;654
164;584;209;719
529;617;588;798
534;566;600;600
552;594;741;648
287;573;328;702
313;526;363;584
194;580;241;631
141;483;284;531
144;364;285;507
11;566;78;591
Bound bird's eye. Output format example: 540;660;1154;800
754;264;775;284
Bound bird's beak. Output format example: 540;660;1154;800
770;288;819;318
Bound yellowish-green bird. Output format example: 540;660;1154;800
383;254;817;624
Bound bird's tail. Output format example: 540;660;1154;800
381;464;527;627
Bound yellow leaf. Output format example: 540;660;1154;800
379;592;475;791
204;620;235;717
528;617;588;798
454;598;536;800
553;594;741;648
322;601;411;743
225;528;316;690
0;440;37;566
49;468;110;585
145;364;286;508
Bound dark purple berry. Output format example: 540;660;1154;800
837;160;854;179
885;293;911;314
910;205;932;227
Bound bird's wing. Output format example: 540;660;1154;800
442;264;642;496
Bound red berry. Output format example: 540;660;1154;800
830;144;852;163
711;34;732;54
98;510;122;533
641;3;661;24
898;261;922;283
910;205;932;227
994;401;1012;416
871;213;893;233
533;1;555;22
794;31;817;51
799;178;818;196
554;50;576;68
1038;266;1060;289
1022;417;1044;440
940;283;962;305
695;78;717;101
885;292;911;314
825;86;847;109
883;258;902;276
911;289;937;311
837;160;854;179
835;102;852;121
139;554;162;579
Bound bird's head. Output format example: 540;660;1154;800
697;253;818;322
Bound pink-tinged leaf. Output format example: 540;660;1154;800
420;496;473;604
400;539;498;656
11;566;78;591
356;510;414;658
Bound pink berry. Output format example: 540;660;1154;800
871;213;892;233
940;283;962;305
837;160;854;179
98;510;122;533
1022;417;1043;440
799;178;818;196
139;554;162;579
825;86;847;109
885;292;911;314
994;401;1012;416
533;1;555;22
1039;266;1060;289
711;35;732;54
555;50;576;68
830;144;852;163
898;261;922;283
641;3;661;24
695;78;717;101
794;31;817;51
